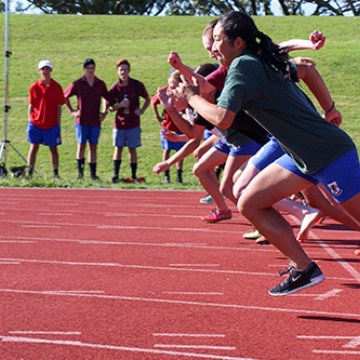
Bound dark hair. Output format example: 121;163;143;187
219;12;292;80
194;63;219;77
83;58;95;68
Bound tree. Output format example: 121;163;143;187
13;0;360;15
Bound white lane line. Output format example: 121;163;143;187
43;290;105;295
0;335;261;360
49;203;79;206
0;235;330;258
314;350;360;355
22;225;60;228
311;231;360;284
0;241;34;244
9;331;81;335
298;335;358;340
163;292;224;296
0;257;275;277
314;289;342;300
39;213;73;216
169;264;220;267
153;334;226;338
154;344;236;350
1;288;360;319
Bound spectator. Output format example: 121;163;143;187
151;70;187;184
108;59;150;183
27;60;65;179
64;58;109;181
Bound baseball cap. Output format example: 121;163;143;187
83;58;96;68
38;60;52;70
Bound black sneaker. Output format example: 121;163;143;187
268;261;325;296
112;176;120;184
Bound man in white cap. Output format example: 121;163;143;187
27;60;65;179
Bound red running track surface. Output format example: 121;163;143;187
0;187;359;360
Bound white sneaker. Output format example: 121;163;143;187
199;194;213;204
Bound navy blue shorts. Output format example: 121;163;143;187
27;121;61;147
75;123;101;145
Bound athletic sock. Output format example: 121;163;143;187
113;160;121;178
89;162;97;178
131;162;137;179
77;158;85;177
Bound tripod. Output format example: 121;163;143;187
0;0;38;178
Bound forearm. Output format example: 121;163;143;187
166;135;202;166
299;65;333;112
187;94;234;130
57;105;62;126
279;39;316;52
165;105;202;138
28;105;33;121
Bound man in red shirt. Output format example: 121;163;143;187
108;59;150;183
64;58;109;180
27;60;65;179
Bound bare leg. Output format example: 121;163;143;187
238;163;314;269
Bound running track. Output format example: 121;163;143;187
0;187;359;360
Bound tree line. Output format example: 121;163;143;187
3;0;360;16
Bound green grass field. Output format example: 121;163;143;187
0;14;359;189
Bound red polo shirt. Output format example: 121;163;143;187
64;76;109;127
108;77;149;130
29;78;65;130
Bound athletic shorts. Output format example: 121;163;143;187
27;121;61;147
251;136;284;171
112;126;141;148
75;123;101;145
228;141;262;157
203;129;213;141
214;140;230;155
160;130;186;151
275;148;360;203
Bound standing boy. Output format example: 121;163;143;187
27;60;65;179
108;59;150;183
64;59;109;180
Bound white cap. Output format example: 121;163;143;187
38;60;52;70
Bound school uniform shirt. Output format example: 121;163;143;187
108;77;149;130
217;49;355;174
29;78;65;130
64;76;109;127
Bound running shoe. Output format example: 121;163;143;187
163;176;170;184
255;236;270;245
355;249;360;256
199;194;214;204
268;261;325;296
243;229;262;239
201;209;232;223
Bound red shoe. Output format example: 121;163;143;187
355;249;360;256
201;209;232;223
136;177;146;183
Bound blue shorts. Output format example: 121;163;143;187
275;149;360;203
214;140;230;155
112;127;141;148
203;129;213;141
27;121;61;147
228;141;262;157
160;130;186;151
275;155;319;185
251;136;284;171
75;123;101;145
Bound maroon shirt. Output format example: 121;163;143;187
108;77;149;130
64;76;109;127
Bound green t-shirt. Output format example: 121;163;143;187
217;50;355;174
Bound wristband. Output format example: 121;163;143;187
323;101;335;115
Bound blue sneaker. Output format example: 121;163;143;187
199;194;214;204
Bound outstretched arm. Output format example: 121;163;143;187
279;30;326;52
